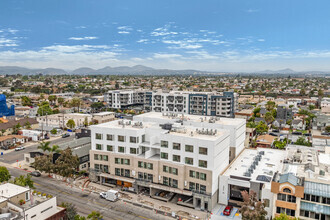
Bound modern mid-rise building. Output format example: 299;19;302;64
104;90;238;118
89;112;245;211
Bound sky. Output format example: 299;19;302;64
1;0;330;72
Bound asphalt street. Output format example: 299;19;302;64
1;135;75;164
1;136;172;220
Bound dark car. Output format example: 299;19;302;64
30;171;41;177
223;206;233;216
62;133;70;138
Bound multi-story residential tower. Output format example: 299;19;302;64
104;90;238;118
89;112;245;211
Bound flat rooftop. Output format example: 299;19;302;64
0;183;29;198
224;148;286;188
134;112;245;127
93;112;115;116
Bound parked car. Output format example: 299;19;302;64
30;171;41;177
223;206;233;216
15;146;25;151
99;192;106;199
62;133;70;138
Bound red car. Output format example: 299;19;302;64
223;206;233;216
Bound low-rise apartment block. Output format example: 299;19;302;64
104;90;238;118
89;112;245;211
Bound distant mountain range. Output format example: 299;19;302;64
0;65;329;76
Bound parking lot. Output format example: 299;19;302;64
211;205;241;220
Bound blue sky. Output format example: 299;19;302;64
1;0;330;71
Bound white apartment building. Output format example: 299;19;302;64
104;90;238;118
0;183;65;219
89;112;245;211
219;148;286;219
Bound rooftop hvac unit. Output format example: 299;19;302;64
259;151;265;155
243;171;251;177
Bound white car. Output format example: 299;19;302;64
99;192;106;199
15;146;25;151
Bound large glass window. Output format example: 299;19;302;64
130;148;137;154
107;145;113;151
185;145;194;152
163;165;169;172
161;152;168;159
185;157;193;165
118;135;125;142
103;155;108;161
118;146;125;153
173;155;181;162
199;147;208;155
130;136;137;143
95;133;102;140
96;144;102;150
106;134;113;141
172;168;178;175
173;143;181;150
200;173;207;181
199;160;207;168
161;140;168;148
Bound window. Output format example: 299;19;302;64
95;133;102;140
95;164;100;170
185;157;193;165
172;179;178;188
96;144;102;150
163;165;169;172
189;170;195;178
161;140;168;148
199;160;207;168
200;185;206;194
163;177;169;185
103;155;108;161
264;199;270;207
118;146;125;153
199;147;208;155
118;135;125;142
124;159;130;165
130;136;137;143
173;155;181;162
130;148;137;154
161;152;168;159
106;134;113;141
94;154;99;160
115;158;120;164
107;145;113;151
104;165;109;173
138;161;143;168
115;168;120;176
173;143;181;150
172;168;178;175
200;173;207;181
147;163;153;170
283;188;292;193
185;145;194;152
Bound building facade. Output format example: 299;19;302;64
104;90;238;118
89;112;245;211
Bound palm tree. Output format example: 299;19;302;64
38;141;51;153
49;145;61;153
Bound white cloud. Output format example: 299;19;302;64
153;53;182;59
137;39;149;43
0;37;18;47
258;39;265;42
118;31;130;34
150;25;178;36
69;36;98;41
75;26;87;29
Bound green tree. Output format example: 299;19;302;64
54;148;79;178
38;141;51;153
50;145;61;153
309;105;315;110
60;202;78;220
33;154;54;176
75;216;86;220
0;129;6;136
256;121;268;134
70;98;82;112
239;190;267;220
273;213;299;220
91;102;104;110
21;96;32;106
0;166;11;183
48;95;57;105
326;126;330;133
50;128;57;135
253;107;261;117
273;138;287;149
38;101;53;116
264;112;274;124
13;123;22;134
66;119;76;129
265;101;276;111
12;174;34;188
295;137;311;146
24;121;31;129
58;97;65;106
83;117;89;127
87;211;103;220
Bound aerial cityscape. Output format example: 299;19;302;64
0;1;329;220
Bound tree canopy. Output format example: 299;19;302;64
0;166;11;183
239;190;267;220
